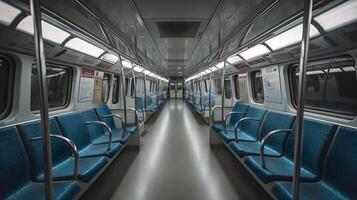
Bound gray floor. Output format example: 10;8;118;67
81;99;271;200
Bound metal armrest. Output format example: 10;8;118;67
84;121;112;150
259;129;293;168
233;117;262;142
31;134;79;180
210;106;235;123
101;114;125;129
111;108;140;127
223;112;246;133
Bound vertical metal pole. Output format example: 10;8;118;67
221;58;227;122
119;62;127;133
143;74;148;123
131;66;137;126
292;0;313;199
30;0;52;199
208;71;213;120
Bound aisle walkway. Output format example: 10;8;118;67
81;99;271;200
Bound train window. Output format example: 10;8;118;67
177;84;182;90
125;78;129;96
251;71;264;103
0;56;14;119
224;78;232;98
31;65;71;111
101;73;110;103
170;84;175;90
130;79;135;97
290;60;357;116
204;81;208;92
233;75;240;99
112;75;120;104
214;79;222;95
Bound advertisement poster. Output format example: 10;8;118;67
262;66;282;103
79;68;95;102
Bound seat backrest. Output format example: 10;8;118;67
260;111;295;154
80;109;105;141
17;118;71;180
284;118;337;178
95;104;116;129
239;106;267;139
56;112;91;150
322;127;357;199
229;102;249;126
0;127;31;199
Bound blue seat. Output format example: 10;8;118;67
245;118;337;183
229;111;295;158
0;127;80;200
80;109;132;145
95;104;138;135
56;112;123;159
218;106;266;143
17;119;108;183
211;102;249;133
272;127;357;200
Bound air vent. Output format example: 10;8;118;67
157;21;200;38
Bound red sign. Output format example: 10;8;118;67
81;68;95;78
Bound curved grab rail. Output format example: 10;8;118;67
31;134;80;180
84;121;113;150
259;129;293;168
223;112;246;133
233;117;261;143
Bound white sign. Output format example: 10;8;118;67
262;66;282;103
79;68;95;102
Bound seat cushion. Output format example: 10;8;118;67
37;156;108;183
218;130;256;143
5;182;80;200
245;156;315;183
127;126;138;134
229;141;281;158
79;142;123;158
272;182;348;200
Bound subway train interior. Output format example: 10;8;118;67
0;0;357;199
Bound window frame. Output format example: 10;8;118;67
288;57;357;117
0;54;15;120
251;70;264;103
31;64;73;112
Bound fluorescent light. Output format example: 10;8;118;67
65;38;104;58
315;0;357;32
239;44;270;60
227;55;242;64
100;53;119;64
121;60;132;68
17;16;71;44
0;1;21;26
215;62;225;69
133;66;144;72
143;70;150;75
209;66;218;72
204;69;211;74
266;24;320;51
